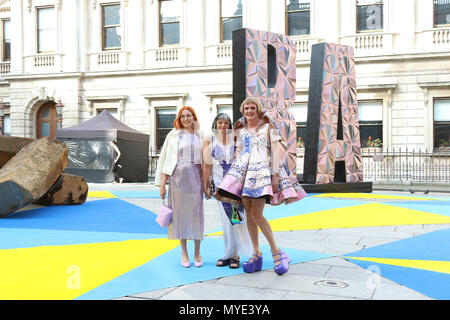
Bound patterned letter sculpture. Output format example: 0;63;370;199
232;28;297;177
303;43;363;185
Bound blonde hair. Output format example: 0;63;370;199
239;97;264;115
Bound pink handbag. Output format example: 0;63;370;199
156;199;173;228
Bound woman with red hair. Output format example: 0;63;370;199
155;106;205;268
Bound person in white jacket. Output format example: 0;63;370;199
154;106;205;268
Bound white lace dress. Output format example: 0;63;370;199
210;133;252;259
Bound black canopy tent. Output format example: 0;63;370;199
56;110;149;183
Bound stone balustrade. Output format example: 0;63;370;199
0;62;10;75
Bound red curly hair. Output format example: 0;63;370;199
173;106;199;130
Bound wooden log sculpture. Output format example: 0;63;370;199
35;173;88;206
0;137;68;217
0;135;89;209
0;135;36;168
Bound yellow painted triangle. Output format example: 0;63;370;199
0;238;179;300
88;191;116;198
345;256;450;274
207;202;450;236
312;193;443;201
268;203;450;232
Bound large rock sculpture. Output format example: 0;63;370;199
0;137;68;217
35;173;88;206
0;135;36;168
0;135;89;208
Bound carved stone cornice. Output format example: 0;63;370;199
0;0;10;12
26;0;62;12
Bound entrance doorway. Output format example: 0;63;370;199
36;101;61;139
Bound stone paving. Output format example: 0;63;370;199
84;183;450;301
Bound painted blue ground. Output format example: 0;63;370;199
3;190;450;299
343;227;450;300
344;258;450;300
76;238;332;300
1;198;165;235
0;196;332;300
110;190;161;198
0;228;164;250
344;227;450;261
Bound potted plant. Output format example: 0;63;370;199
438;139;449;148
365;136;382;148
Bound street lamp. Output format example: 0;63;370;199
0;102;4;135
55;99;64;119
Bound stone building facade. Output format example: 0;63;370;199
0;0;449;160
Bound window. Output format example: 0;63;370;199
160;0;180;46
102;3;121;50
3;114;10;135
97;108;119;119
358;100;383;147
356;0;383;32
37;7;56;53
221;0;243;42
217;105;232;120
290;103;308;147
286;1;310;36
37;102;60;139
2;19;10;61
156;108;176;150
434;0;450;27
1;103;10;136
434;99;450;148
91;99;124;120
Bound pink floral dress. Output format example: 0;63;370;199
215;116;306;206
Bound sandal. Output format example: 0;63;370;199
216;258;231;267
229;256;240;269
273;249;291;275
243;253;263;273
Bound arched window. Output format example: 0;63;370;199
36;101;61;138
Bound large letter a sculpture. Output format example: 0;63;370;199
303;43;368;189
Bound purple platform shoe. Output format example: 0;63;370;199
273;250;290;275
243;253;263;273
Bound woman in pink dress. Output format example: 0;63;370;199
214;97;306;275
155;106;204;268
